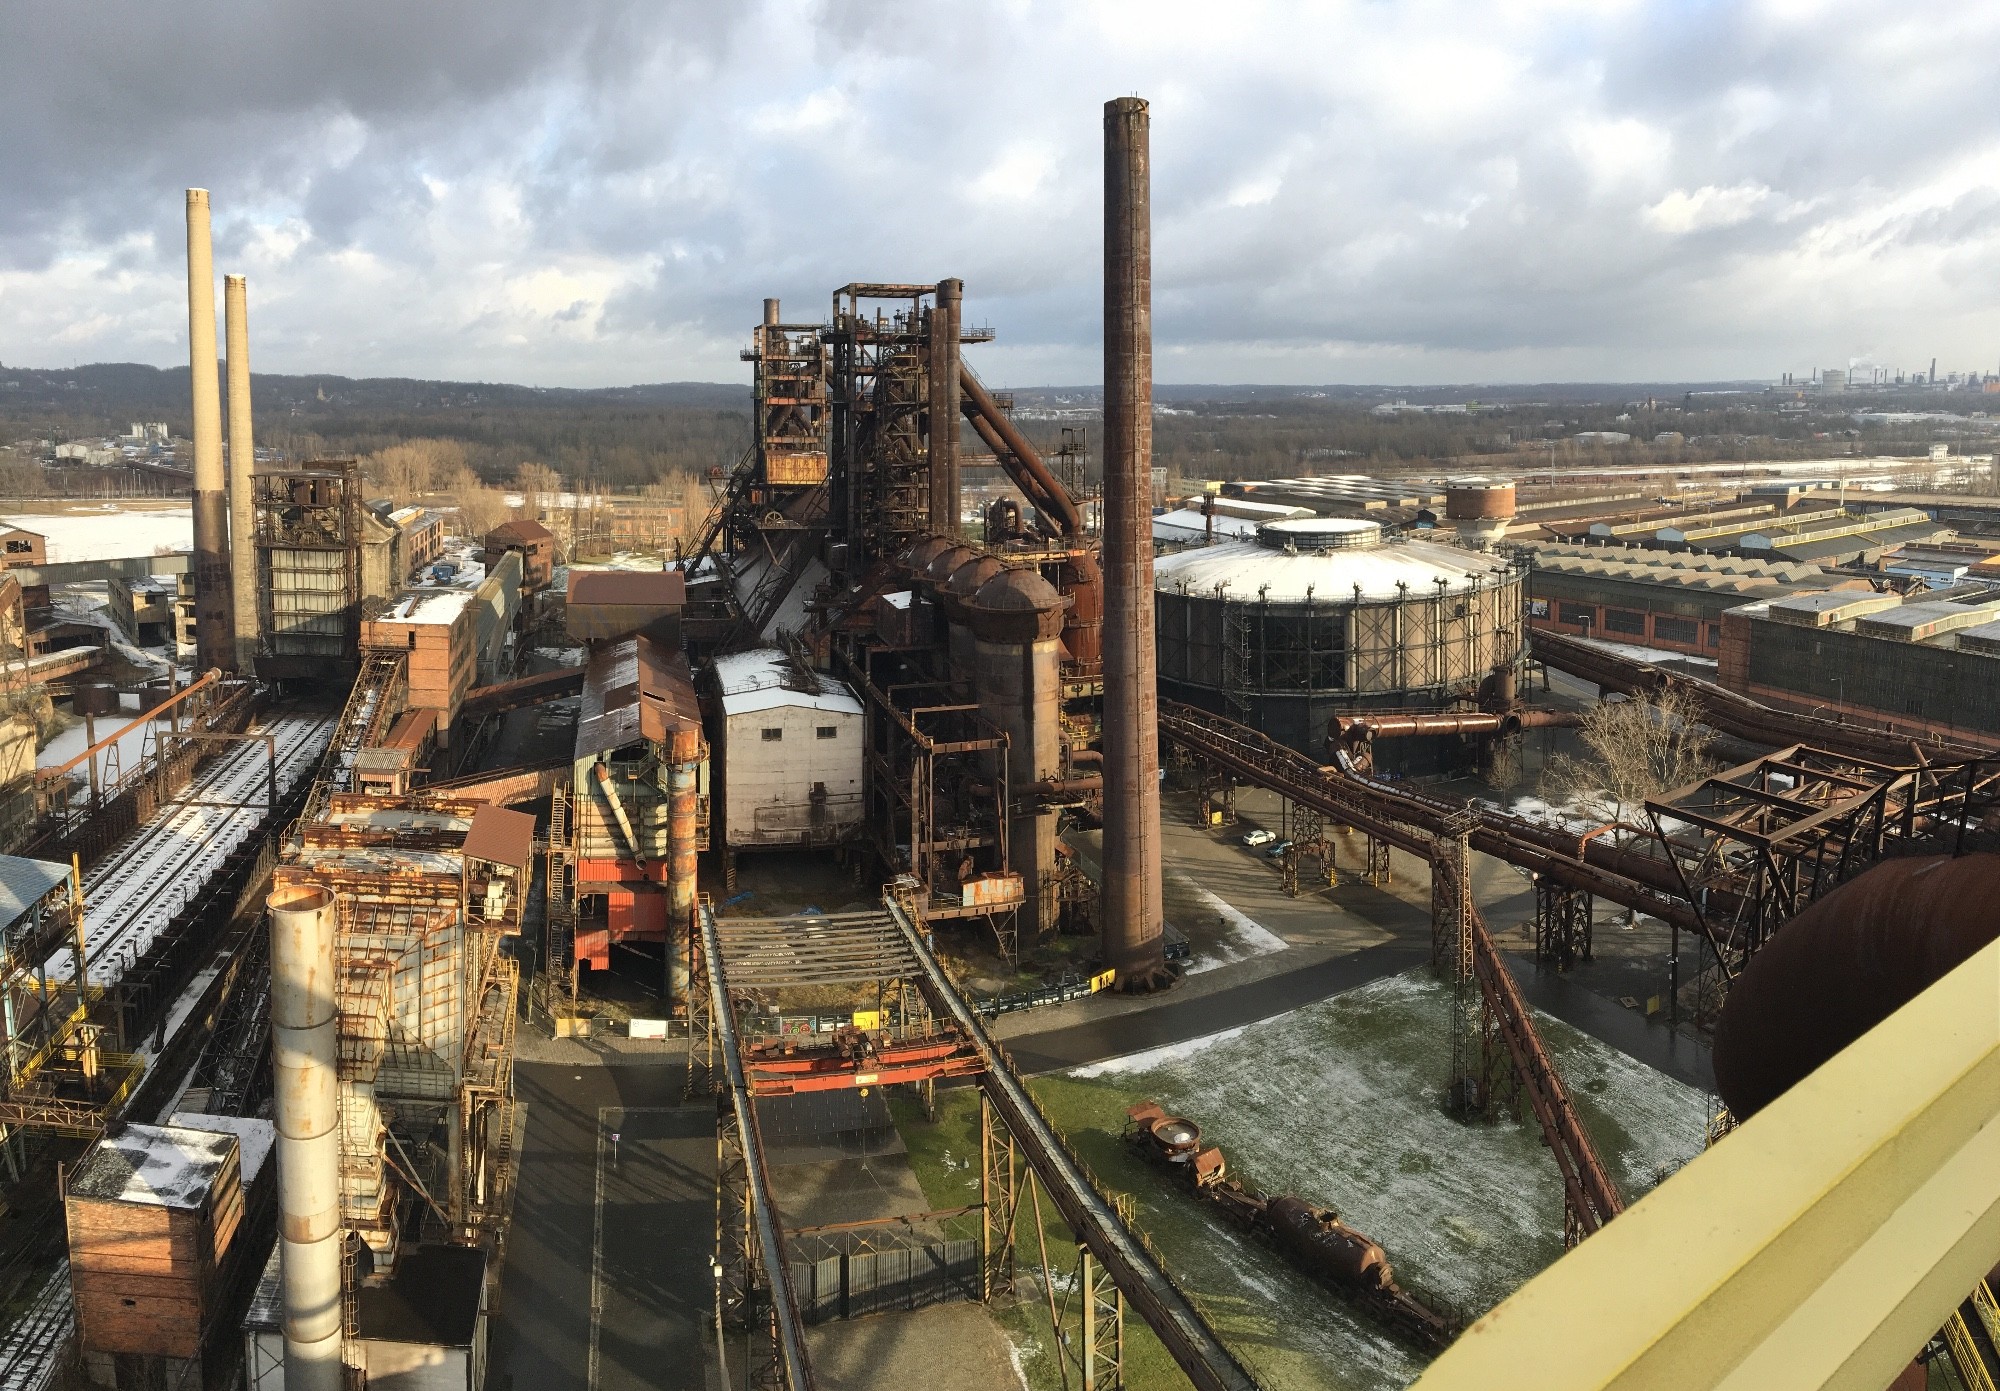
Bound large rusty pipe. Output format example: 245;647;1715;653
1333;709;1580;741
592;762;648;866
1100;96;1169;989
958;367;1083;537
665;757;699;1011
930;279;963;534
224;274;259;676
268;883;342;1391
185;190;234;672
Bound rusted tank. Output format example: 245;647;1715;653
1713;852;2000;1120
1264;1197;1394;1292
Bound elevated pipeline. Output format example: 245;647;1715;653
958;364;1082;537
1531;628;1999;764
1330;708;1580;742
1158;701;1708;940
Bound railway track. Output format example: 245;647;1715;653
42;711;333;989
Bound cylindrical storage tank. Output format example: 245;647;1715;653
268;882;342;1391
924;544;976;591
1445;477;1516;550
73;681;119;717
1153;517;1525;773
968;569;1067;940
1444;477;1516;521
942;554;1004;676
902;536;954;579
1264;1197;1393;1291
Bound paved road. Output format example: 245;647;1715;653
487;1062;716;1391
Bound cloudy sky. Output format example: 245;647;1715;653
3;0;1998;388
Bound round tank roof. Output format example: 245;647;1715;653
925;544;977;584
968;566;1067;641
904;536;953;573
945;553;1004;599
1255;517;1382;551
1156;530;1514;604
974;568;1063;611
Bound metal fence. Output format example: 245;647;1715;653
786;1231;979;1323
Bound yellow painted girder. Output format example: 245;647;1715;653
1412;937;2000;1391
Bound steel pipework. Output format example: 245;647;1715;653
269;882;342;1391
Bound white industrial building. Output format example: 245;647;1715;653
711;648;864;849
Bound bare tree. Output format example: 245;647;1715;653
1540;686;1716;832
365;438;469;502
443;464;510;540
513;461;562;515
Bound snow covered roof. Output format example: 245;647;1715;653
713;649;863;717
168;1112;275;1186
0;855;69;928
1155;527;1514;603
1152;508;1263;545
380;590;473;625
68;1123;237;1210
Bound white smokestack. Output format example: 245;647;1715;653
268;883;343;1391
225;275;259;675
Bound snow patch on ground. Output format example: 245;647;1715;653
1059;970;1706;1388
3;508;191;563
1172;870;1289;974
1069;1025;1248;1079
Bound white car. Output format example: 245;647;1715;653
1240;828;1276;847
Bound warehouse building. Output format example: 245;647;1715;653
1522;543;1856;658
709;647;864;851
1718;585;2000;745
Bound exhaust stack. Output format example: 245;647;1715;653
1099;97;1170;990
185;190;234;671
225;275;259;674
269;883;342;1391
929;279;962;533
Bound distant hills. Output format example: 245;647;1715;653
0;361;751;419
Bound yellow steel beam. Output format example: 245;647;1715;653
1412;937;2000;1391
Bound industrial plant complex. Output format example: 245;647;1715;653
0;92;1990;1391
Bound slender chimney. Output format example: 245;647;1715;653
225;275;259;675
185;190;234;671
763;297;781;327
1099;98;1169;990
268;883;343;1391
929;279;963;533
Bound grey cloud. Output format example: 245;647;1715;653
2;0;1998;385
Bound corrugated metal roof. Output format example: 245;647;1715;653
569;570;685;607
0;854;68;927
713;648;862;717
463;804;536;868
